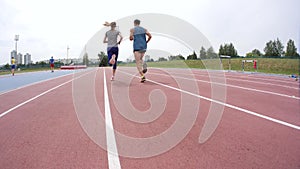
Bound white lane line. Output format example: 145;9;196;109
119;69;300;131
103;69;122;169
0;71;78;96
181;68;297;85
148;72;300;100
192;70;297;85
160;69;299;90
0;70;94;119
236;75;296;85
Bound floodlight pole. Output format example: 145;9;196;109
14;35;19;64
67;46;70;65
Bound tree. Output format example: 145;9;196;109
38;61;47;67
168;54;185;61
187;51;197;60
274;38;284;57
285;39;299;58
207;47;218;58
158;57;168;61
4;63;10;70
218;43;238;57
219;45;224;56
200;47;207;59
246;49;262;57
252;49;262;56
264;40;274;57
264;38;284;57
98;51;108;67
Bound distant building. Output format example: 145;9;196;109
10;50;17;61
24;53;32;65
126;58;132;63
17;53;23;65
83;53;89;66
145;55;150;62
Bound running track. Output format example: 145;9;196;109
0;67;299;169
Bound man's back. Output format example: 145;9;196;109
133;26;147;51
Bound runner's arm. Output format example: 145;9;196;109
145;29;152;43
103;34;108;43
129;28;134;41
118;32;123;44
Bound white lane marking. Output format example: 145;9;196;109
0;70;94;119
192;69;297;85
103;69;122;169
119;69;300;131
148;72;300;100
0;70;79;96
160;69;299;90
173;68;297;85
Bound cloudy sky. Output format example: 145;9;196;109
0;0;299;64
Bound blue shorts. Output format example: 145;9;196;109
107;47;118;70
11;65;16;69
133;49;146;53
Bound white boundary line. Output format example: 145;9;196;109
119;69;300;131
190;69;297;85
0;70;83;96
103;69;122;169
159;69;299;90
0;70;93;119
148;72;300;100
233;74;296;85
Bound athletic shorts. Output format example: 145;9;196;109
11;65;16;69
50;63;54;68
107;47;119;70
133;49;146;53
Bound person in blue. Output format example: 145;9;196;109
130;19;152;82
49;56;54;72
103;21;123;81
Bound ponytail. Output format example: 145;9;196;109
103;21;111;27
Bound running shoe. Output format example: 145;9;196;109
142;62;147;74
141;75;146;83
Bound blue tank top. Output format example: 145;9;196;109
50;58;54;64
133;26;147;51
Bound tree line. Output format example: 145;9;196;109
164;38;299;61
96;38;299;65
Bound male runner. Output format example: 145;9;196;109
50;56;54;72
129;19;152;82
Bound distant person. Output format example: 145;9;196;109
129;19;152;83
50;56;54;72
103;21;123;81
11;57;16;76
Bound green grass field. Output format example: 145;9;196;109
120;58;299;75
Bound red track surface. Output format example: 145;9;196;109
0;67;299;169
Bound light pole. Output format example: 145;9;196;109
14;35;19;64
67;46;70;65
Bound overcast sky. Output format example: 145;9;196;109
0;0;299;64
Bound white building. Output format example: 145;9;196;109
10;50;17;62
145;55;150;62
17;53;23;65
24;53;32;65
11;50;23;64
